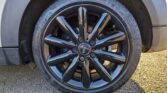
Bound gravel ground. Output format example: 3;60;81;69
0;50;167;93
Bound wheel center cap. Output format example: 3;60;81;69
78;43;92;55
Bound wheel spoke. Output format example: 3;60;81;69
94;50;126;64
95;31;126;49
81;58;91;88
47;51;76;66
56;16;78;42
88;13;111;42
45;36;75;48
78;7;88;41
89;56;112;82
62;56;79;82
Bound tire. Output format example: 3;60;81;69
32;0;142;93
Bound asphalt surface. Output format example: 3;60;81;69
0;50;167;93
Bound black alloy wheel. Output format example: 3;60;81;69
33;0;142;93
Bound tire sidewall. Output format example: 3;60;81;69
32;0;142;93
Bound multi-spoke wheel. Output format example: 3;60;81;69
33;0;142;93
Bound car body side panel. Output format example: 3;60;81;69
151;27;167;52
1;0;30;47
143;0;167;52
0;0;6;47
143;0;167;26
0;0;30;65
0;48;21;65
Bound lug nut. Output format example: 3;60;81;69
112;25;116;29
80;56;85;61
79;38;83;42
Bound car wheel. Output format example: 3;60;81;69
32;0;142;93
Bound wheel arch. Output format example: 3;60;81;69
1;0;30;47
0;0;30;65
19;0;55;62
19;0;154;63
118;0;153;52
